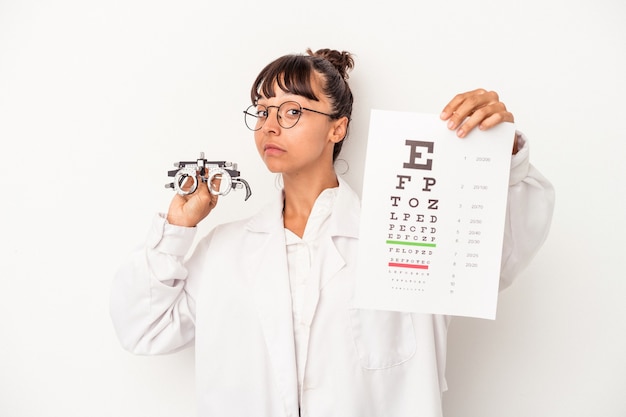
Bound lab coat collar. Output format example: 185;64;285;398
245;176;361;239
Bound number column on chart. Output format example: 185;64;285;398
451;155;489;295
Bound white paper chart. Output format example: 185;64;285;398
353;110;515;319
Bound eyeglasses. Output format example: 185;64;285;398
243;101;334;131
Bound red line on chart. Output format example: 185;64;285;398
388;263;429;270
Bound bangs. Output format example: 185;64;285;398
250;55;320;103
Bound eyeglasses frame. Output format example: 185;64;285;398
243;100;335;131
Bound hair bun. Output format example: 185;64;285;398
307;48;354;80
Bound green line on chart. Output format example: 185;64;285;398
386;240;437;248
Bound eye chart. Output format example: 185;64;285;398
353;110;515;319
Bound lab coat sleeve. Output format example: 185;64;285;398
499;132;555;290
110;213;203;355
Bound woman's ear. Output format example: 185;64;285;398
330;116;349;143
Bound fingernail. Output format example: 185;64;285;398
440;111;448;120
457;129;465;138
447;120;455;129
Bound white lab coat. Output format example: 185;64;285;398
110;135;555;417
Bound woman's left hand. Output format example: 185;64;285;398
440;88;514;139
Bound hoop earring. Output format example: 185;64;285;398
274;173;284;190
334;158;349;176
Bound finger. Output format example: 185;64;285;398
184;176;219;219
449;90;500;129
440;88;488;121
178;174;197;195
453;103;494;137
477;111;514;130
194;173;214;201
467;101;510;131
457;108;514;138
454;95;509;135
443;92;493;131
208;174;222;195
191;183;218;211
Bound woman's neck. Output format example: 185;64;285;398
282;170;338;238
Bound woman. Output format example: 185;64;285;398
111;48;554;416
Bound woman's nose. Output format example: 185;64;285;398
262;108;281;133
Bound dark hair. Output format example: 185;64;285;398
249;48;355;161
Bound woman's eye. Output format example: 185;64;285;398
286;109;301;116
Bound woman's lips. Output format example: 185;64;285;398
264;144;285;156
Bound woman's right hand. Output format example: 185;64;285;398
166;173;220;227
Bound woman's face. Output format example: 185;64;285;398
253;76;346;177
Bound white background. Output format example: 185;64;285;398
1;0;624;416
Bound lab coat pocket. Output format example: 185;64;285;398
349;309;416;370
